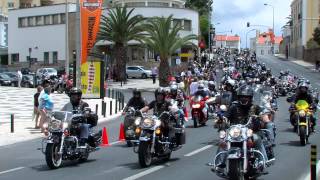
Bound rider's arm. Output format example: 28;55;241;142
140;100;155;113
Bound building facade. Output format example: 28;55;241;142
290;0;320;59
213;35;241;51
249;30;282;56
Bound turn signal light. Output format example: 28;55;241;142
135;128;141;134
155;128;161;135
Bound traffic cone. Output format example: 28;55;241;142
101;127;110;147
118;123;125;142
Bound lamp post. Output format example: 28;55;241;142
246;29;257;49
264;3;275;54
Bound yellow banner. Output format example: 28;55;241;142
81;60;101;98
180;53;192;58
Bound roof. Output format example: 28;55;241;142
214;35;240;42
257;36;283;45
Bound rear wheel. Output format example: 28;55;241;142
138;141;152;167
141;73;147;79
193;116;198;128
299;126;307;146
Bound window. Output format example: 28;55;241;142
60;14;66;24
125;2;145;7
18;17;27;27
148;2;169;7
4;24;8;46
36;16;43;26
173;19;181;28
53;14;59;24
44;15;51;25
11;54;19;63
53;51;58;64
183;20;191;31
27;17;34;26
44;52;49;64
172;3;180;8
8;2;14;8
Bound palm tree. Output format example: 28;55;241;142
143;15;197;86
98;7;144;82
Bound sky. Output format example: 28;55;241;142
212;0;292;48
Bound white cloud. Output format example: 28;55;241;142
212;0;292;47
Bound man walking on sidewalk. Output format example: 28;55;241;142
151;66;157;84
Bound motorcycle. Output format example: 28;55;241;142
133;111;185;167
41;108;101;169
123;107;141;147
212;117;268;180
292;100;313;145
191;95;208;128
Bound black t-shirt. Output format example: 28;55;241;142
148;100;171;116
34;92;40;107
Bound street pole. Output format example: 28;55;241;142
272;5;274;54
246;29;257;49
65;0;69;76
76;0;81;88
208;9;211;53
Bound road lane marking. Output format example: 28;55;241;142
184;145;213;157
123;165;165;180
110;141;123;145
0;167;25;175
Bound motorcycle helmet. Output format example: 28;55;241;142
299;82;309;94
279;71;284;76
133;88;141;98
155;87;166;103
237;85;254;106
69;87;82;106
198;83;205;91
208;81;216;91
175;75;181;83
170;84;178;96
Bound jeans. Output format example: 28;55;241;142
80;124;90;140
265;122;275;144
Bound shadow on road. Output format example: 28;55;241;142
279;140;304;147
280;128;295;133
30;159;97;171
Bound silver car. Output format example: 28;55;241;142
126;66;152;79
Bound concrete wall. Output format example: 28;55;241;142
304;48;320;63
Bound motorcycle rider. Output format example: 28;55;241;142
289;82;316;131
61;87;92;147
167;84;188;123
208;81;217;96
211;85;271;173
122;89;147;114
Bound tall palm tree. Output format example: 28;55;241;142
143;15;197;86
98;7;144;81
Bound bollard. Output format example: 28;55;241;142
121;95;124;110
95;104;98;115
108;88;111;98
104;101;107;118
112;89;114;99
11;114;14;133
110;100;113;116
101;100;105;116
311;145;317;180
115;98;118;114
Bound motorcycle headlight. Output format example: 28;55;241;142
155;119;161;127
219;130;226;139
50;119;62;131
229;127;241;138
192;104;201;108
143;118;153;127
62;122;69;129
135;117;142;126
246;129;253;137
299;110;306;117
43;122;48;129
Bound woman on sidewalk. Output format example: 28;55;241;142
39;86;54;132
33;86;43;129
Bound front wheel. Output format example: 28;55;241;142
138;141;152;168
45;143;62;169
299;126;307;146
228;159;244;180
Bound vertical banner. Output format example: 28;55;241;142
80;0;103;65
79;0;102;98
81;60;101;98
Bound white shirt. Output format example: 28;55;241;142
190;82;199;95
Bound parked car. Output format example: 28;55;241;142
22;74;35;88
2;72;18;86
126;66;152;79
21;68;31;75
0;73;14;86
36;68;58;78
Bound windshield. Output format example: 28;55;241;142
52;111;73;122
47;69;57;73
0;74;10;79
295;100;309;110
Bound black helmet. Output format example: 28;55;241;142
237;85;254;106
170;84;178;95
133;88;141;97
155;87;166;97
69;87;82;97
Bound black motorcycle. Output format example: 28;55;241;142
41;108;101;169
123;107;141;147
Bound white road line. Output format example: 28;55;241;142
184;145;213;157
122;165;165;180
109;141;123;145
301;161;320;180
0;167;25;175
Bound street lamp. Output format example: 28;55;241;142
264;3;275;54
246;29;257;49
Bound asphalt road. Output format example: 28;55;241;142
0;55;319;180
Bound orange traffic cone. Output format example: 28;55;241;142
101;127;110;147
118;123;125;142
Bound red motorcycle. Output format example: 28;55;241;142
190;95;208;128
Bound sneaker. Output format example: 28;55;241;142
207;162;214;166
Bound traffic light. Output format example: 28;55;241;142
247;22;250;27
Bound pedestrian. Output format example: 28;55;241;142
38;81;54;133
33;85;43;128
151;66;157;84
17;70;22;88
315;60;320;71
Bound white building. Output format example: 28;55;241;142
8;1;199;67
8;3;76;66
213;35;241;52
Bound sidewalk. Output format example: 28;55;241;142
0;87;124;147
107;78;160;92
274;54;316;69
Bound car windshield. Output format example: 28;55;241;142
47;69;57;73
5;73;16;78
0;74;10;79
139;66;145;70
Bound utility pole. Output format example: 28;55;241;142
65;0;69;76
76;0;81;88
